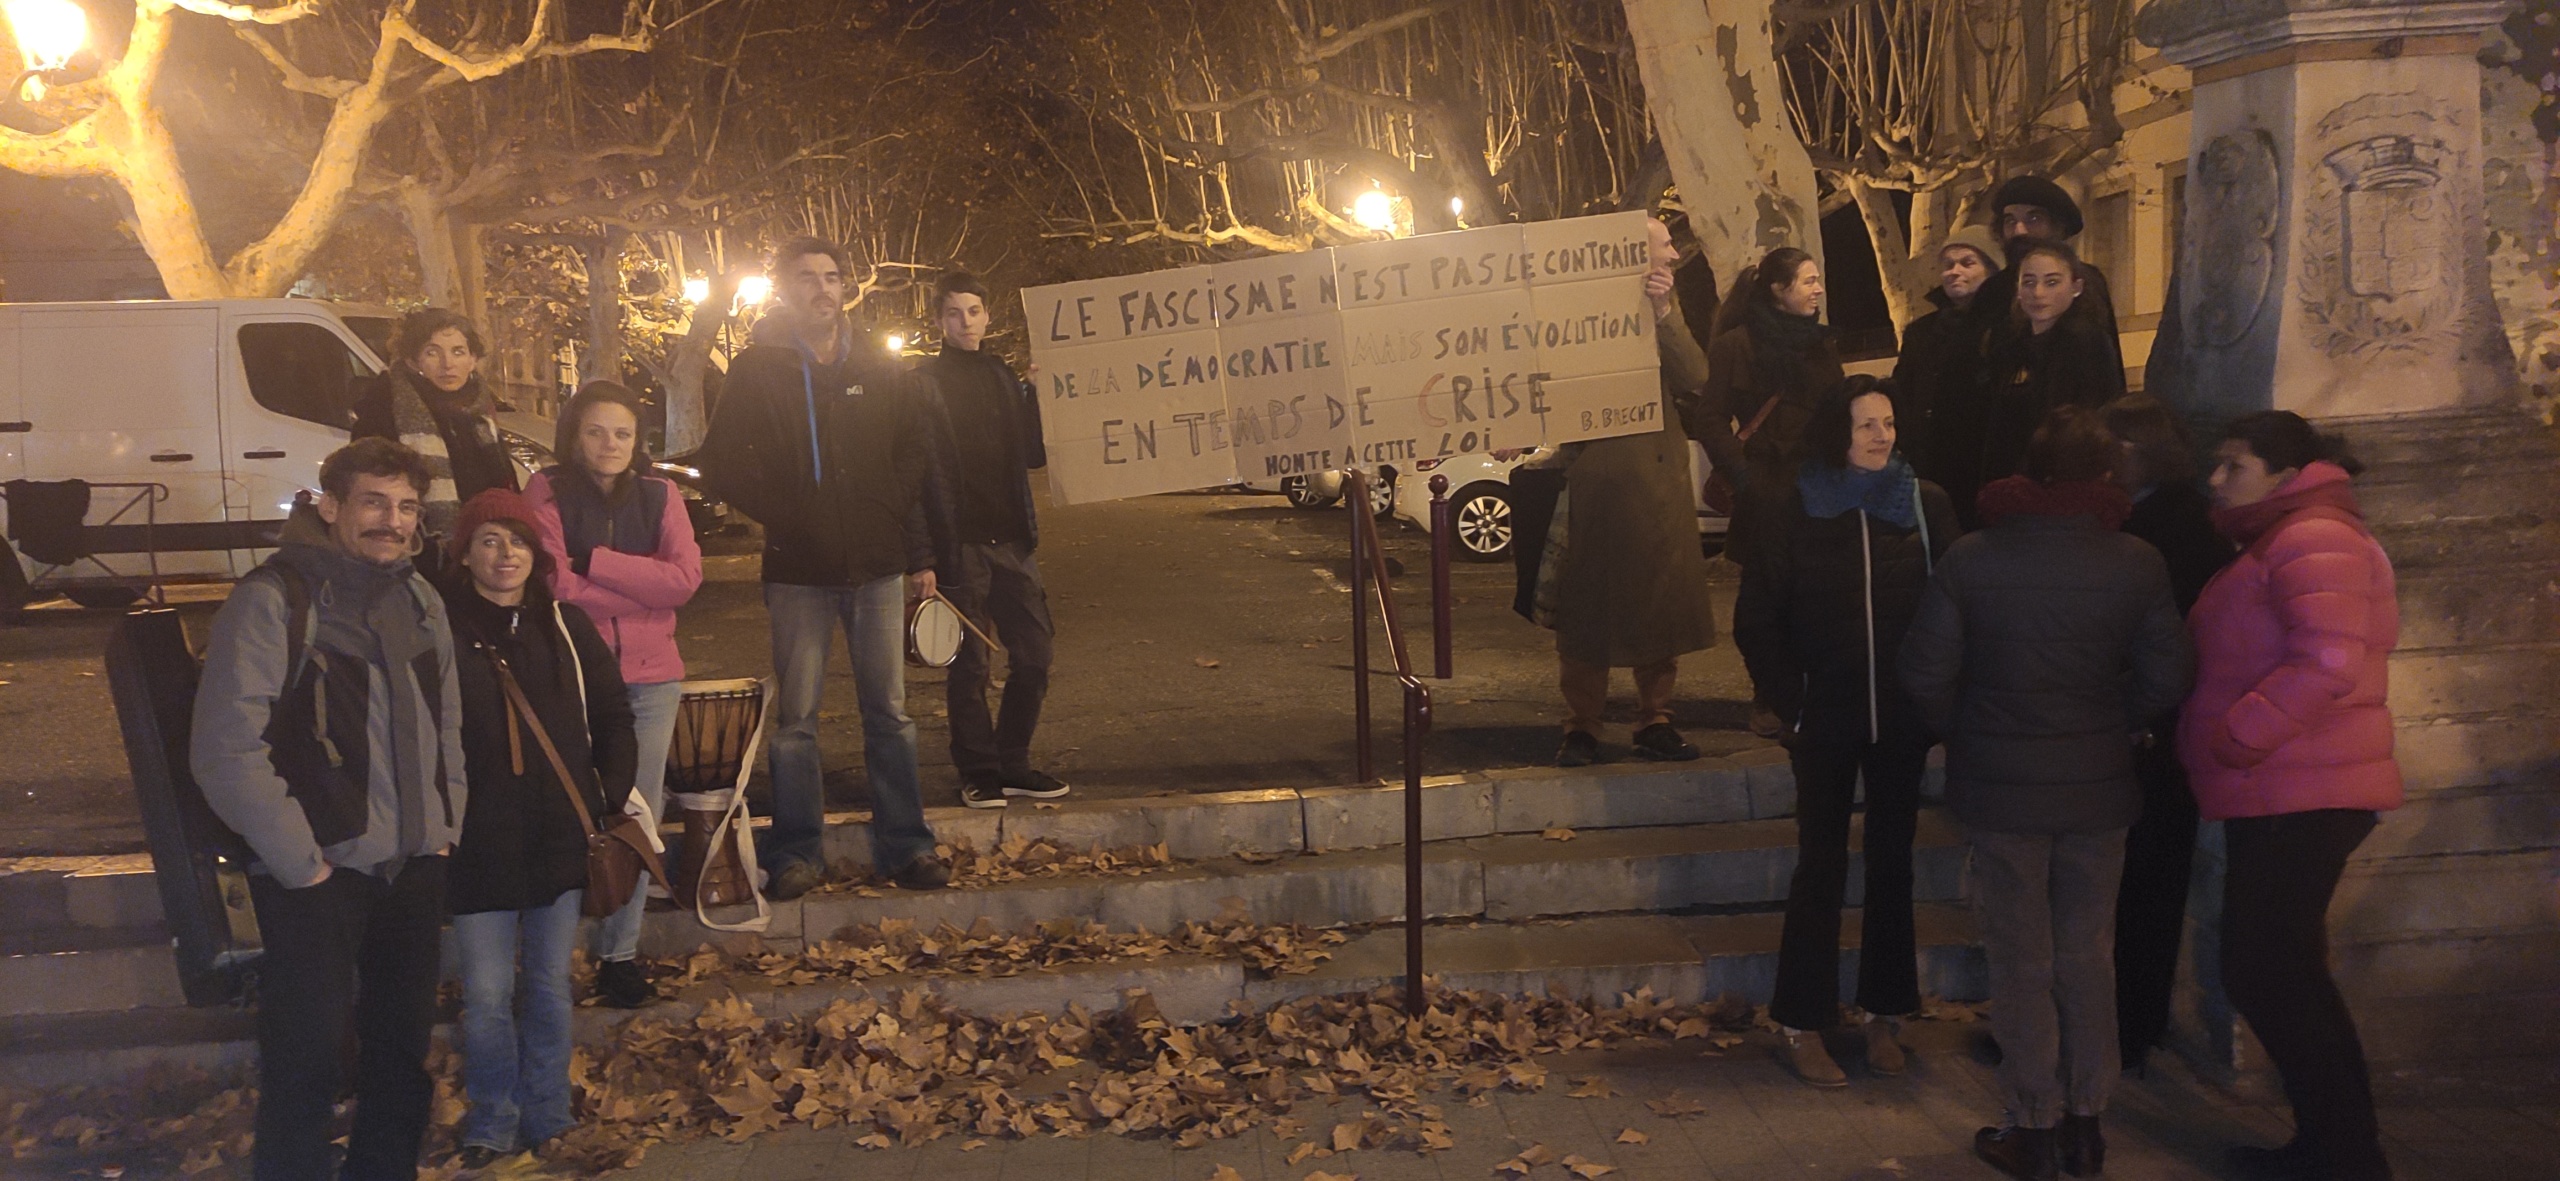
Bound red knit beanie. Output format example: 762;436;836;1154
447;488;543;561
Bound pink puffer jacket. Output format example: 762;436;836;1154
2176;463;2402;820
525;470;702;686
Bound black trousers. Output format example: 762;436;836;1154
1770;735;1929;1031
2115;735;2198;1063
2222;809;2389;1181
248;856;448;1181
944;539;1056;778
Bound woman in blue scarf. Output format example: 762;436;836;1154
1732;375;1959;1087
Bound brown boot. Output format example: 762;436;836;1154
1975;1125;2059;1181
2060;1113;2105;1177
1862;1017;1907;1075
1783;1029;1848;1087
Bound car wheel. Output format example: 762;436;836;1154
1367;468;1397;518
66;586;143;610
1282;476;1339;509
1450;483;1514;561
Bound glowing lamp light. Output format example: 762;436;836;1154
885;334;905;355
1351;189;1397;235
1449;196;1465;217
734;276;773;307
5;0;85;73
681;276;711;304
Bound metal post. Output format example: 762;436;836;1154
1427;474;1453;680
1347;470;1373;783
1402;683;1430;1015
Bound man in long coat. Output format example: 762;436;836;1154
1546;216;1720;766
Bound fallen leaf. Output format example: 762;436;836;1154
1286;1141;1318;1165
1541;827;1576;841
1194;656;1222;668
1616;1129;1649;1145
1498;1142;1558;1173
1304;1172;1359;1181
1562;1154;1617;1178
1332;1123;1361;1151
960;1139;986;1152
1644;1093;1709;1118
1212;1167;1246;1181
1567;1075;1616;1099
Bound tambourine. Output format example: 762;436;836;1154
906;596;965;667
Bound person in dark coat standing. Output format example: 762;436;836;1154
351;308;519;547
1733;376;1958;1088
1966;241;2126;525
436;490;635;1167
2099;394;2234;1072
918;271;1070;811
1973;176;2126;375
1899;407;2193;1181
1897;225;2002;515
696;235;950;897
1695;248;1847;561
1541;216;1723;767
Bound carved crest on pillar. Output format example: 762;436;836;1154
2188;130;2282;348
2296;93;2464;361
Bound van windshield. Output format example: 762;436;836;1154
240;323;370;431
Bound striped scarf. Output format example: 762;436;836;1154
386;367;496;535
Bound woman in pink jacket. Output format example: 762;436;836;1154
2179;411;2399;1181
526;381;703;1008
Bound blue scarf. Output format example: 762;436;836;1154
1798;455;1920;528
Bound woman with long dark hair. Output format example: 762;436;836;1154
2181;412;2401;1181
1733;375;1957;1087
525;381;702;1009
351;308;518;545
1960;241;2126;526
436;490;635;1167
1696;247;1845;552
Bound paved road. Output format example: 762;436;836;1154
0;487;1767;856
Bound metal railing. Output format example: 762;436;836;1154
1342;468;1435;1014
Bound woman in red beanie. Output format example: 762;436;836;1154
2180;410;2401;1181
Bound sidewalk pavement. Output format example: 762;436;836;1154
601;1020;2560;1181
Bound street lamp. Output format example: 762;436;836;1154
1351;189;1398;236
3;0;86;102
884;333;905;355
733;275;772;308
681;276;711;305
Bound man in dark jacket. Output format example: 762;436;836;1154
698;236;949;896
191;438;467;1181
1896;224;2001;509
920;271;1069;810
1897;406;2191;1180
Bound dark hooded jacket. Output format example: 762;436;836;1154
1733;460;1959;746
439;583;635;915
1961;309;2128;521
1897;477;2194;834
1895;287;1994;500
190;505;467;884
918;343;1047;558
1696;313;1846;565
697;316;943;587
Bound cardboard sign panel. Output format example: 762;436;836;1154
1026;267;1236;504
1521;211;1662;446
1212;252;1355;484
1333;226;1539;468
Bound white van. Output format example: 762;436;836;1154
0;300;394;605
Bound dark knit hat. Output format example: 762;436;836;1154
447;488;543;561
1990;176;2085;239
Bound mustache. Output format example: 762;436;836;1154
361;528;409;542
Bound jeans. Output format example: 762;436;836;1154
1970;827;2128;1129
596;680;684;961
764;577;934;874
943;541;1055;778
451;889;584;1152
247;855;447;1181
2116;733;2199;1063
1769;736;1929;1030
2223;809;2389;1181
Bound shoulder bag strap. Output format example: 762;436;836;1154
485;650;599;839
1736;393;1782;442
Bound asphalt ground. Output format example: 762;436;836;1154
0;487;1768;856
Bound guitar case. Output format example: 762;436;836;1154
104;607;262;1007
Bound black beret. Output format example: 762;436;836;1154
1990;176;2085;239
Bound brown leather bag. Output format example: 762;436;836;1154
1701;392;1781;515
487;651;670;919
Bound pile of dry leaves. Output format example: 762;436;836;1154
815;836;1182;896
654;911;1348;990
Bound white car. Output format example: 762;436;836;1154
1241;466;1396;516
1392;442;1733;562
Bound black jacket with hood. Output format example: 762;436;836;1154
439;583;635;915
698;316;943;587
918;343;1047;558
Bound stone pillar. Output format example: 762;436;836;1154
2137;0;2522;427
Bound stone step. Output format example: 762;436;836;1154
2328;849;2560;942
2387;645;2560;721
653;812;1971;958
0;905;1989;1089
2337;924;2560;1000
2;808;1969;1019
2393;710;2560;790
2351;460;2560;524
2330;412;2558;467
2392;561;2560;650
0;757;1806;951
2358;783;2559;859
2371;512;2560;569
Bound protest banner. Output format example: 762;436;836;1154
1023;266;1236;504
1212;250;1354;484
1021;209;1663;504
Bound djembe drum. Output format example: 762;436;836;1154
665;677;773;932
